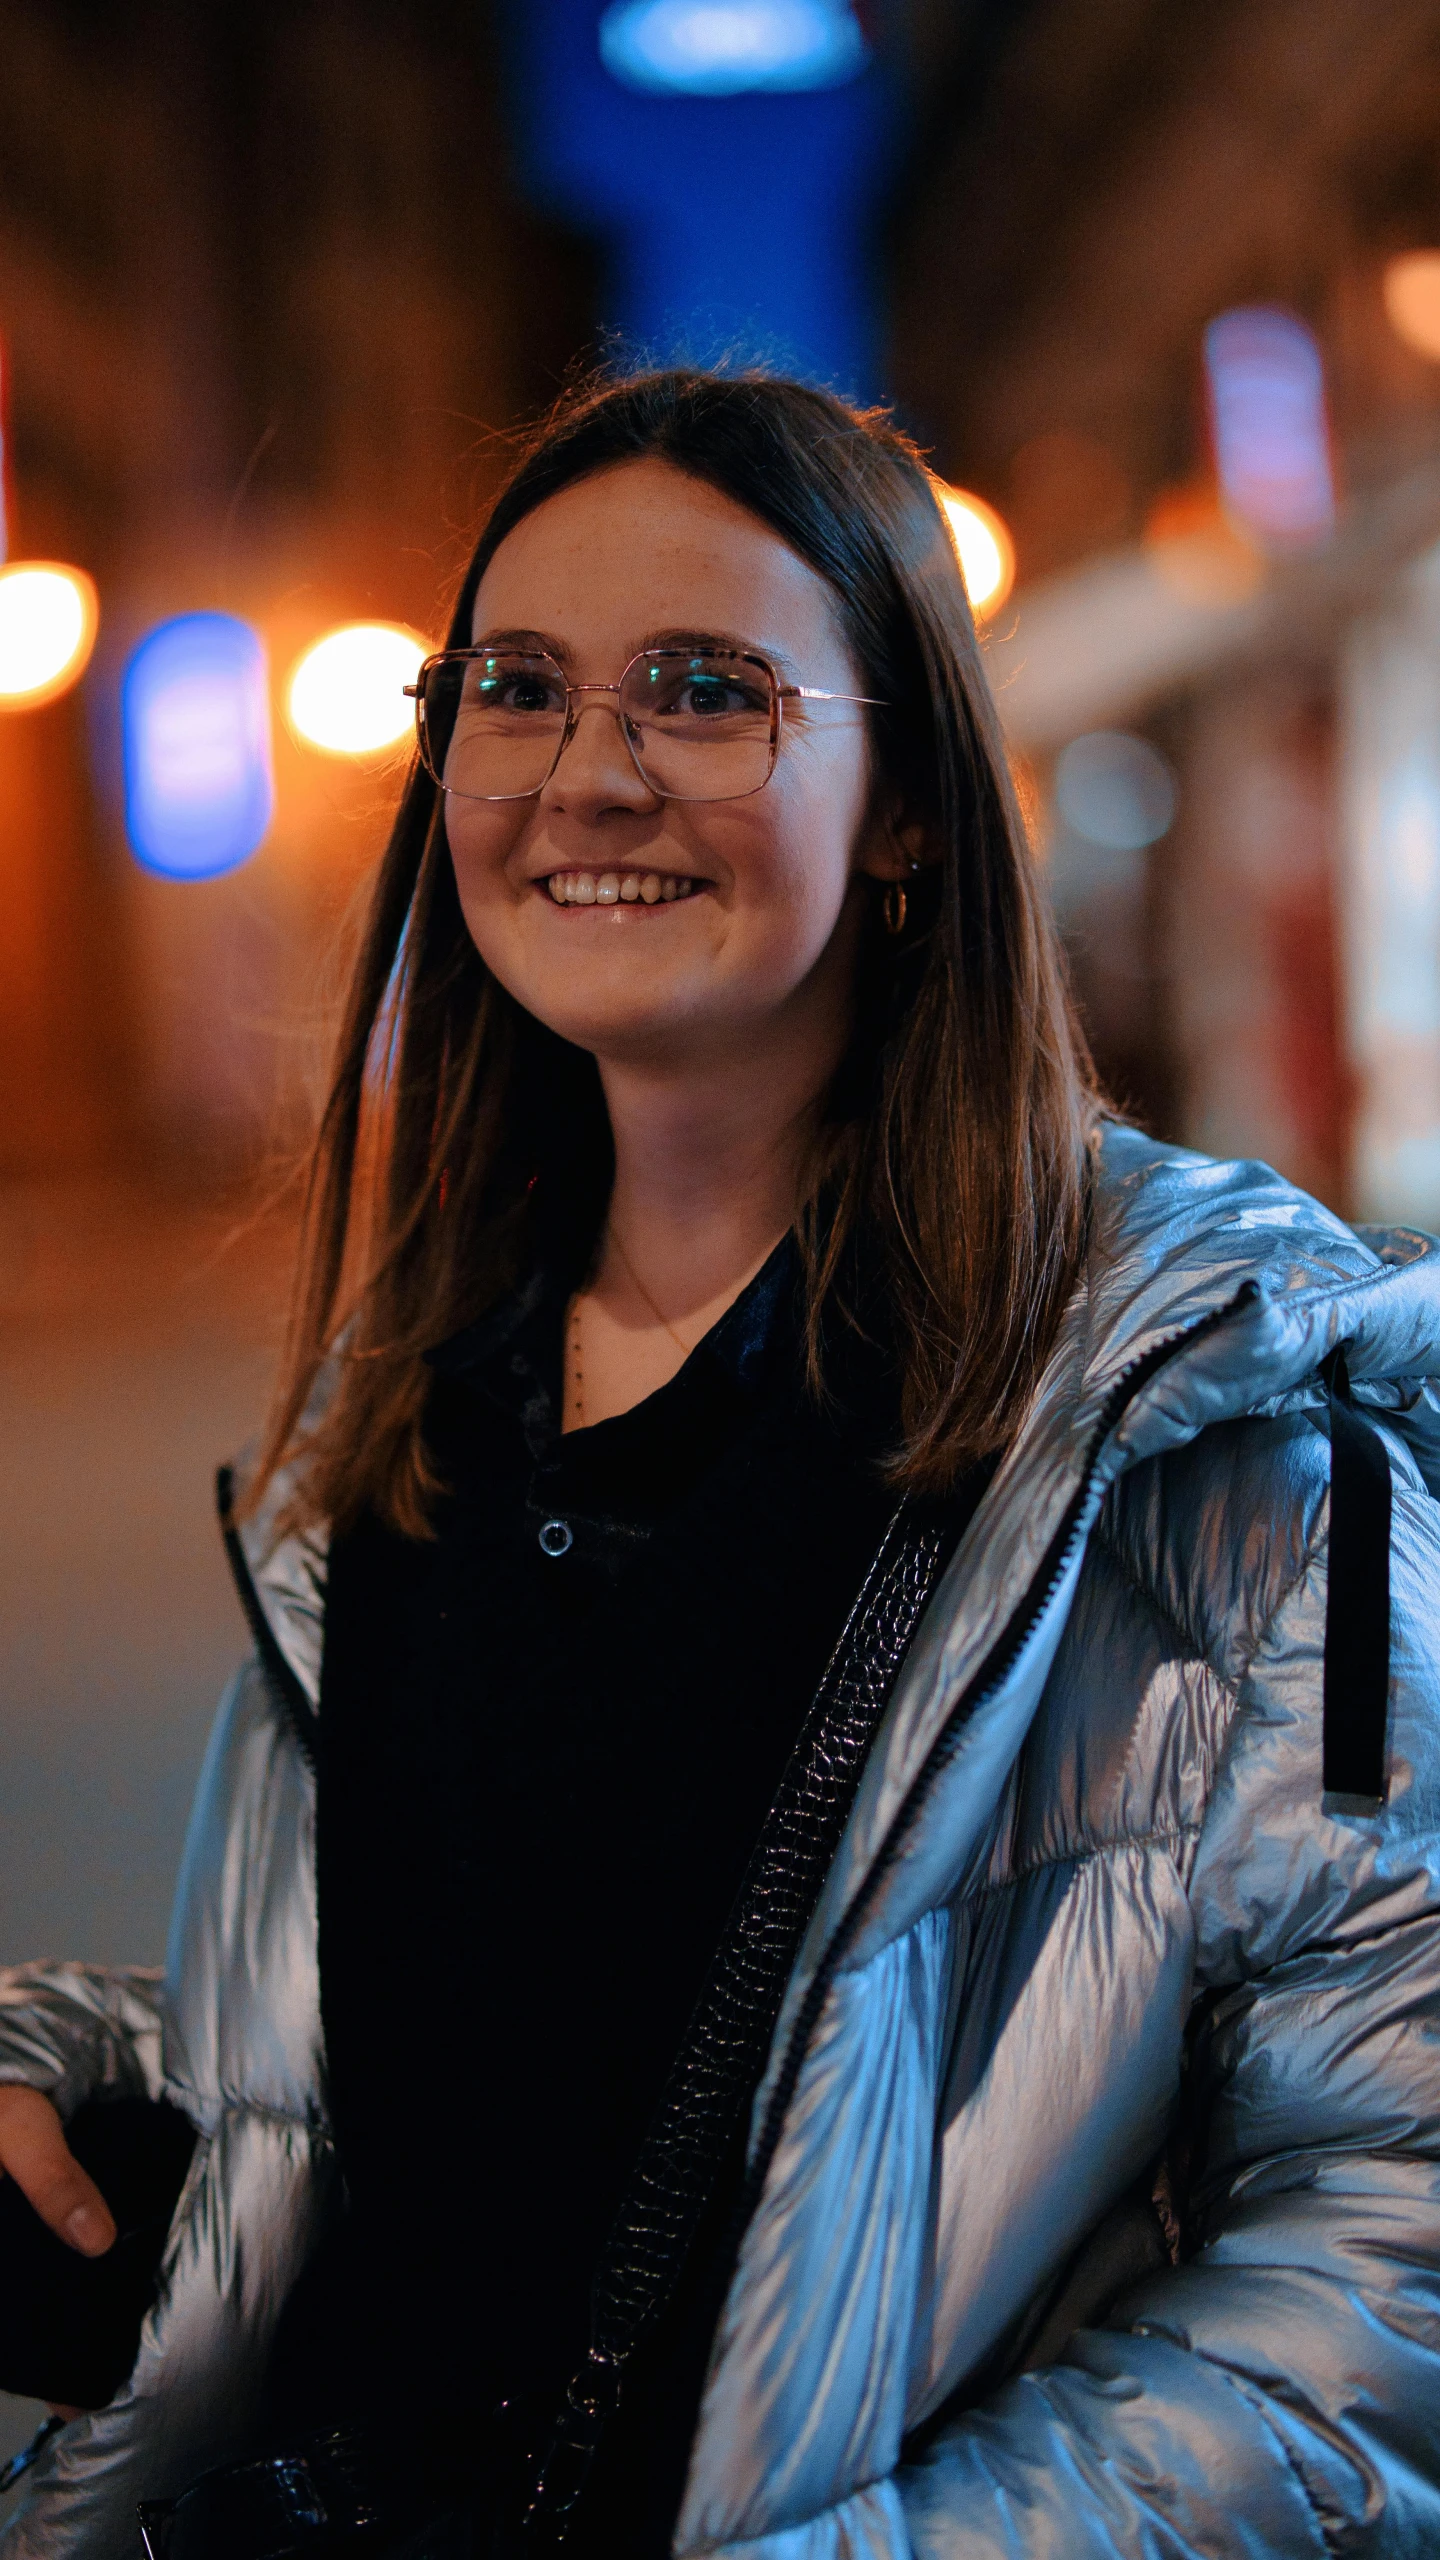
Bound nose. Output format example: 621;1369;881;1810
541;690;658;811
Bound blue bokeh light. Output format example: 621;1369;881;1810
600;0;868;96
122;612;273;880
1055;732;1177;853
1204;306;1335;548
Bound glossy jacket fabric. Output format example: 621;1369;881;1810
3;1124;1440;2559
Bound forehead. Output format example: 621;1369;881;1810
471;455;851;671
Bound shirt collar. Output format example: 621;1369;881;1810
426;1233;799;1396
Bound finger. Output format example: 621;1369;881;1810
0;2088;116;2255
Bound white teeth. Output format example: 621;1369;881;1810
546;871;694;905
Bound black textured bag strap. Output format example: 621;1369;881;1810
594;1499;951;2351
1321;1346;1392;1807
521;1497;958;2543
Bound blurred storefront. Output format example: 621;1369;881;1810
3;0;1440;1225
893;0;1440;1227
0;1;591;1184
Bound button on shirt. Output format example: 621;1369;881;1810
272;1243;918;2548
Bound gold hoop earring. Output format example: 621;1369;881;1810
882;881;908;937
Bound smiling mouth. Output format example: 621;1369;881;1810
544;870;700;908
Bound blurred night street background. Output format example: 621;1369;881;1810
7;0;1440;2457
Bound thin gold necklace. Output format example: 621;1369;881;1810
566;1229;694;1433
606;1223;696;1357
565;1291;585;1431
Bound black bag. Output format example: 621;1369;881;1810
0;2095;196;2411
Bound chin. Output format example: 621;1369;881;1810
482;932;715;1055
531;997;708;1063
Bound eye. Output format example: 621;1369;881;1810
679;674;749;717
502;675;558;713
466;659;566;717
635;657;772;722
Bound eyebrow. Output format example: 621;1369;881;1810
470;627;569;659
641;626;800;674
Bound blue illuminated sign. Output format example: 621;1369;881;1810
1204;307;1334;548
122;612;273;879
509;0;894;398
600;0;868;94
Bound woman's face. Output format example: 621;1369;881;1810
445;456;897;1074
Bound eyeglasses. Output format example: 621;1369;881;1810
404;645;883;804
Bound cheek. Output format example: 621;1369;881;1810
443;800;520;931
747;756;869;943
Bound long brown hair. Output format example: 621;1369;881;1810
246;368;1098;1539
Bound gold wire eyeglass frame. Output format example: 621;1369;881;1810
403;644;885;804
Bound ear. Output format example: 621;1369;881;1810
852;801;931;885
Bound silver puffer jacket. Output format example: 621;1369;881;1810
4;1125;1440;2559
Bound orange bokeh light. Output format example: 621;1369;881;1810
287;622;428;757
932;481;1016;619
0;562;98;709
1383;251;1440;362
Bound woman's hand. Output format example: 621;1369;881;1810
0;2085;116;2255
0;2087;116;2419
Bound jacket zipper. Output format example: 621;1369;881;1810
735;1282;1257;2234
215;1463;322;1769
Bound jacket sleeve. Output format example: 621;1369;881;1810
899;1434;1440;2558
0;1656;331;2560
0;1965;167;2118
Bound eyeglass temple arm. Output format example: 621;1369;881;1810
787;687;886;705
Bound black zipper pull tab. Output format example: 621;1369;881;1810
1320;1343;1392;1808
521;2349;623;2546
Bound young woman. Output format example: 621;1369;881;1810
2;370;1439;2560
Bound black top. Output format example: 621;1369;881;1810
267;1245;931;2549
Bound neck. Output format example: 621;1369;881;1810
595;1035;824;1324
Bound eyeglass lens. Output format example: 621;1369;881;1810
419;650;777;802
